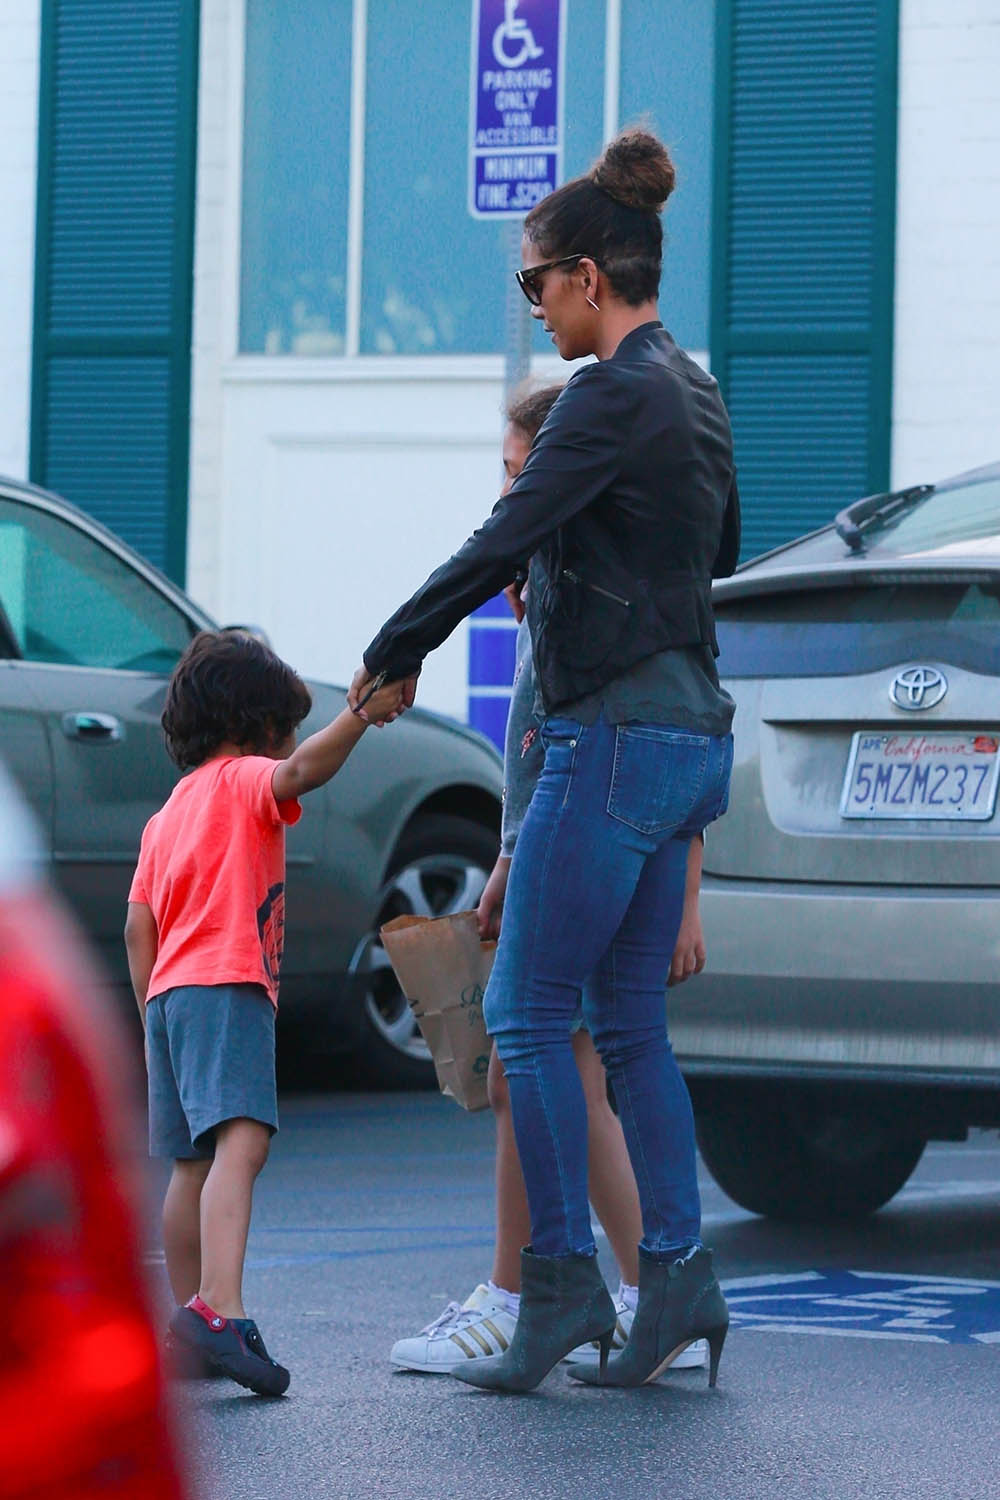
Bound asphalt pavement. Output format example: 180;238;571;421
159;1092;1000;1500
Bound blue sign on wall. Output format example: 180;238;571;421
469;0;565;219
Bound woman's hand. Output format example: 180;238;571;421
477;854;511;940
503;568;529;623
503;579;526;623
348;666;418;723
668;905;706;987
357;679;407;725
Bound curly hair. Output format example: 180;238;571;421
162;630;313;770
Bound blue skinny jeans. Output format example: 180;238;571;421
484;714;733;1261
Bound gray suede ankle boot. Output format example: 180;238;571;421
452;1247;616;1393
570;1246;728;1388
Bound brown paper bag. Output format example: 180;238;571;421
380;910;496;1111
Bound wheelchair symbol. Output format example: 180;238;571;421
493;0;544;68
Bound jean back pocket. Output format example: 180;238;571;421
607;724;710;836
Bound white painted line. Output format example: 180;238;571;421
721;1271;824;1293
897;1179;998;1201
731;1307;880;1324
734;1323;947;1345
925;1145;1000;1156
848;1269;1000;1291
886;1317;956;1330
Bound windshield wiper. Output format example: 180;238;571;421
834;483;935;552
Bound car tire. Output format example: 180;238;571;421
352;814;499;1090
695;1091;926;1223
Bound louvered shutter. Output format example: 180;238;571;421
30;0;199;580
711;0;899;560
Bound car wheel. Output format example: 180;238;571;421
351;814;499;1089
695;1090;926;1222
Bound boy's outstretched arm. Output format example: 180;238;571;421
124;901;158;1027
272;683;404;801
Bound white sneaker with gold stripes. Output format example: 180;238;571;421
390;1284;518;1373
562;1299;708;1369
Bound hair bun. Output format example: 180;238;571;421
591;128;676;212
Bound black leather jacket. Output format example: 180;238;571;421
364;322;740;712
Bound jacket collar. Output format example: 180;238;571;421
610;320;666;359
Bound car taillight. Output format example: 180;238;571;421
0;890;191;1500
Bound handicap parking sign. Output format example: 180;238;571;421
724;1270;1000;1345
469;0;565;219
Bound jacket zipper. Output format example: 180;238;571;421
562;569;631;608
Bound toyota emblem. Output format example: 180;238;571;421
889;666;948;711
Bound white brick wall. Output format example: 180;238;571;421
186;0;237;617
891;0;1000;486
0;0;40;483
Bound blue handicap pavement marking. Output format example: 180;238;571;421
722;1270;1000;1346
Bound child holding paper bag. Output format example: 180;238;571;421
389;385;708;1375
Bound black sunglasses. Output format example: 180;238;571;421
514;254;592;306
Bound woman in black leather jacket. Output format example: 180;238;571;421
350;129;740;1394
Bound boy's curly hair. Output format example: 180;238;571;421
162;630;313;770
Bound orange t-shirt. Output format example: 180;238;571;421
128;756;302;1006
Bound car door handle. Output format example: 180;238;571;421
61;712;124;743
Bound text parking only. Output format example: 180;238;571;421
469;0;565;219
723;1270;1000;1345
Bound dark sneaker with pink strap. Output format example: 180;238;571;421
164;1326;218;1380
168;1298;290;1396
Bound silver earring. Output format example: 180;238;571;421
586;295;600;311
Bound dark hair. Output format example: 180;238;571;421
162;630;313;770
505;382;564;442
524;127;676;305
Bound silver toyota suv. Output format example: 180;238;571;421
672;462;1000;1222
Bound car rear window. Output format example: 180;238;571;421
716;580;1000;678
866;474;1000;556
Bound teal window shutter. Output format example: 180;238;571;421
30;0;200;583
710;0;900;560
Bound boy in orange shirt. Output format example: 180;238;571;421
125;630;403;1396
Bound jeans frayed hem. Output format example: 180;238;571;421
528;1246;600;1261
639;1237;703;1265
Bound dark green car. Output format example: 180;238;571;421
0;476;502;1086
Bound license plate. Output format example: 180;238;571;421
840;731;1000;820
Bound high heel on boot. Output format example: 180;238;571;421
597;1325;615;1380
570;1246;729;1389
452;1247;615;1394
706;1323;727;1389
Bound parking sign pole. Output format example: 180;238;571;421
505;219;532;403
469;0;565;406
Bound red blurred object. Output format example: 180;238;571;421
0;799;191;1498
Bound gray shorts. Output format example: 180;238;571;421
146;983;278;1159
